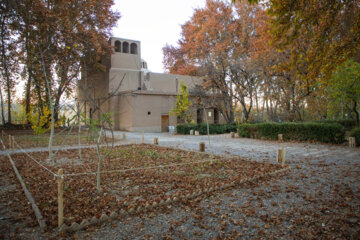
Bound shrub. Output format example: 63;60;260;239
313;120;358;130
350;127;360;146
237;122;345;144
176;123;237;135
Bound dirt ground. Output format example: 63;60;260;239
0;132;359;239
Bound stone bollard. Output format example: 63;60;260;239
195;131;200;136
122;133;126;140
199;142;205;152
277;148;286;167
278;134;283;142
349;137;356;148
190;130;194;135
230;132;235;138
154;137;158;145
234;133;239;138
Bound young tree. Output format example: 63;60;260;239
170;82;193;123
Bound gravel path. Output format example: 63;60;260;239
1;132;360;239
81;132;360;239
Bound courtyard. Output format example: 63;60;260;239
0;131;359;239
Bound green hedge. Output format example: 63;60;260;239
313;120;358;130
176;123;237;135
350;127;360;146
238;122;345;144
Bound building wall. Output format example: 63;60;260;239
130;94;176;132
145;73;202;93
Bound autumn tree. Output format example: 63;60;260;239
0;0;18;124
164;0;274;122
327;59;360;125
8;0;120;122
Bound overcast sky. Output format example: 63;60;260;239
112;0;207;73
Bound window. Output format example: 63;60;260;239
123;42;129;53
197;109;202;124
114;40;121;52
130;43;138;54
214;108;219;124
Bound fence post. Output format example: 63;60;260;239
8;135;12;149
199;142;205;152
154;137;158;145
11;136;14;154
57;169;64;228
142;131;144;143
349;137;356;148
277;148;286;166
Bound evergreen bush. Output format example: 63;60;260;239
176;123;237;135
237;122;345;144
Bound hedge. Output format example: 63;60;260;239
238;122;345;144
176;123;237;135
350;127;360;146
313;120;358;130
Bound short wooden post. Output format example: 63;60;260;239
122;133;126;140
11;136;14;154
199;142;205;152
230;132;235;138
57;169;64;228
278;134;283;142
8;135;12;149
349;137;356;148
277;148;286;166
190;130;194;135
195;131;200;136
142;131;144;143
154;137;158;145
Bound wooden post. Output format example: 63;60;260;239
349;137;356;148
199;142;205;152
57;169;64;228
8;135;12;149
122;133;126;140
142;131;144;143
278;134;283;142
154;137;158;145
277;148;286;166
11;136;14;154
190;130;194;135
230;132;235;138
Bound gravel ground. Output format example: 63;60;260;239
1;132;360;239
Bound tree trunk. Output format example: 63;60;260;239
353;100;359;126
0;82;5;125
25;69;32;123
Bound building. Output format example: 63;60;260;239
78;37;226;132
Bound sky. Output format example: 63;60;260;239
112;0;207;73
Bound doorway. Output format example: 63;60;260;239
161;115;169;132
